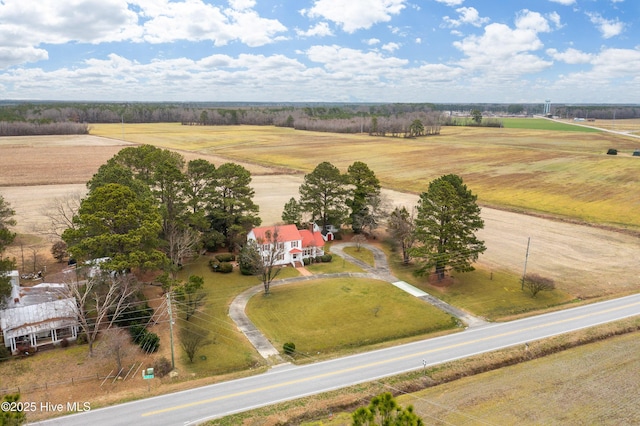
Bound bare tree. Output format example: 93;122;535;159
352;234;367;252
62;273;139;356
38;191;83;239
180;324;211;363
387;206;416;265
166;226;201;279
523;273;556;298
99;328;134;376
242;227;285;295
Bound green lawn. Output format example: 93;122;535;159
343;246;375;266
246;278;459;356
174;256;299;375
305;253;364;274
501;118;602;132
384;246;574;321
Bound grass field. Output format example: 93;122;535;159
501;117;601;131
396;330;640;424
246;278;458;355
90;122;640;230
381;244;575;320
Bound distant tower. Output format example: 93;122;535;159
544;100;551;116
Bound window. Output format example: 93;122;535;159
291;240;299;248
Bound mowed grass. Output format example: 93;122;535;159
501;117;601;131
384;247;574;320
246;278;458;355
90;123;640;230
174;256;299;375
397;331;640;424
342;246;375;266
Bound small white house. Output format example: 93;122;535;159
0;271;78;354
247;224;325;267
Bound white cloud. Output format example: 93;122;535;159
442;7;489;28
305;45;408;73
434;0;464;6
304;0;406;33
0;0;290;69
139;2;287;47
382;42;401;52
365;38;381;46
453;10;554;78
548;0;575;5
228;0;256;11
586;12;625;39
0;0;140;46
296;22;333;37
546;48;593;64
547;12;563;29
0;46;49;69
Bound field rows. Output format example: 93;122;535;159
91;122;640;230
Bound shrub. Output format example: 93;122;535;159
321;254;333;263
607;148;618;155
283;342;296;355
215;253;235;262
315;256;323;264
140;332;160;353
130;324;146;345
217;262;233;273
76;332;87;345
0;345;11;362
153;356;173;377
113;302;153;328
302;257;311;266
208;259;220;272
59;338;69;348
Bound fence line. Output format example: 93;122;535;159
1;363;147;395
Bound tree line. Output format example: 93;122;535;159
280;162;487;282
0;102;444;137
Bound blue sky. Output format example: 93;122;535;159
1;0;638;103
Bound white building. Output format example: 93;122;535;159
1;271;78;354
247;224;326;267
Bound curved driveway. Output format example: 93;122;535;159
229;242;487;363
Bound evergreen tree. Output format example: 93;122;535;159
411;174;486;280
299;162;348;231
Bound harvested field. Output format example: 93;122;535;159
1;129;639;423
1;132;638;299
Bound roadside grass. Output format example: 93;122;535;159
246;278;459;356
384;245;574;321
396;330;640;424
209;318;640;426
90;123;640;230
500;117;602;132
342;246;375;266
174;256;299;375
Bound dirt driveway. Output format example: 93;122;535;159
1;136;638;298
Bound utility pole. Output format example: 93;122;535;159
166;292;176;370
521;237;531;290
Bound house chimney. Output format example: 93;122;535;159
9;270;20;305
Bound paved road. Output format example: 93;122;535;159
35;293;640;426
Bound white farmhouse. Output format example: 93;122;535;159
247;224;325;267
0;271;78;354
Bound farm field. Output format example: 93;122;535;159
1;125;640;423
90;122;640;230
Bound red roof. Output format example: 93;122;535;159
299;229;325;248
289;248;302;254
250;224;301;242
